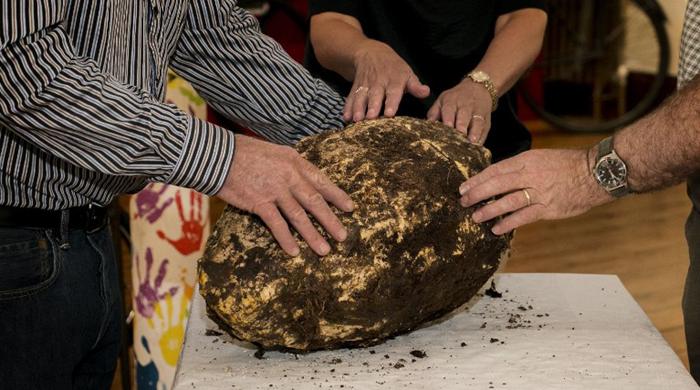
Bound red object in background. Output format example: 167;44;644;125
262;0;309;63
517;53;545;122
207;0;310;136
517;74;544;122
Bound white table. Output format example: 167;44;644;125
173;273;698;389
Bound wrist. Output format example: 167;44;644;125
167;118;236;196
460;77;493;101
466;70;499;112
351;40;388;68
584;145;616;204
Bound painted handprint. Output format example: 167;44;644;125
157;190;206;255
151;271;194;367
136;336;160;390
134;183;174;224
134;248;179;319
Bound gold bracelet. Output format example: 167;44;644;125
466;70;498;112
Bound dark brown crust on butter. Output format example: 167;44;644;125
199;117;511;352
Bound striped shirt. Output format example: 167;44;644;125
0;0;345;210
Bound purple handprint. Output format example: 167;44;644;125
134;183;174;224
134;248;178;318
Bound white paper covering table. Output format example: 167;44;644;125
173;273;698;389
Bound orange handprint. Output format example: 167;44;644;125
157;191;206;255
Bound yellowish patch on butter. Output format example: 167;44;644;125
360;218;396;240
258;280;282;304
318;319;386;339
199;272;209;286
417;246;438;269
333;268;373;303
410;138;471;178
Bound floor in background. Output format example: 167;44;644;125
505;127;692;367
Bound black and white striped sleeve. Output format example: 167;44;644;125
171;0;345;146
0;0;235;196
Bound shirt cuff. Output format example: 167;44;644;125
164;116;236;196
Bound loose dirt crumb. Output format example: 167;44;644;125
484;281;503;298
409;350;427;359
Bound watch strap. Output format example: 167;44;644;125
597;136;614;161
467;71;498;112
610;185;630;197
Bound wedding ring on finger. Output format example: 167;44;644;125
472;114;485;121
354;86;369;95
522;188;532;207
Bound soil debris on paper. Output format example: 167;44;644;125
409;350;427;359
484;280;503;298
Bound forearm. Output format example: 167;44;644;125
174;1;344;144
310;12;380;81
0;14;234;195
474;9;547;94
607;76;700;192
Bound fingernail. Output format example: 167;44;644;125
472;211;482;222
338;228;348;241
469;135;479;143
319;242;331;255
346;201;355;212
290;247;300;257
491;226;502;235
385;108;395;117
459;185;468;195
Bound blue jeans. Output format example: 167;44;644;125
0;225;122;389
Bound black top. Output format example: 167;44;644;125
306;0;546;161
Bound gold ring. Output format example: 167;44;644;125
354;86;369;95
522;189;532;207
472;114;485;121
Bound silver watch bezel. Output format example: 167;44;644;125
594;151;628;191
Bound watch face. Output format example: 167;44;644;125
595;156;627;189
471;71;488;82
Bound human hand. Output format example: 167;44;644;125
458;149;613;234
345;41;430;122
216;135;355;257
427;78;493;144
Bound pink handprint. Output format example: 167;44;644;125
157;191;206;256
134;248;179;318
134;183;174;224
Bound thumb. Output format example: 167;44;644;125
406;76;430;98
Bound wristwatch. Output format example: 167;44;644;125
467;70;498;112
593;136;630;197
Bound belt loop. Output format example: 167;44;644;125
59;209;71;250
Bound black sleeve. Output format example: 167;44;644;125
496;0;547;16
308;0;364;17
